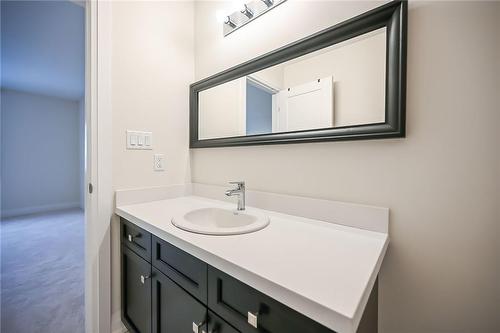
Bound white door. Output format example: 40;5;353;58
274;76;334;133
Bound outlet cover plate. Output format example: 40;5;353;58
154;154;165;171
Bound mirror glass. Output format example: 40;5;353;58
198;28;386;140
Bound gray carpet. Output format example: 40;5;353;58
1;209;85;333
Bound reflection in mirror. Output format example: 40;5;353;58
198;28;386;140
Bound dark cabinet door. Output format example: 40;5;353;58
122;245;152;333
207;311;240;333
152;267;207;333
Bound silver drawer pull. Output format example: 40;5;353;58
128;233;141;242
140;274;150;284
247;311;258;328
192;320;205;333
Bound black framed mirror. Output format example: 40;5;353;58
190;0;407;148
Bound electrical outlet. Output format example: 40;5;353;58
154;154;165;171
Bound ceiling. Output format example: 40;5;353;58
1;1;85;100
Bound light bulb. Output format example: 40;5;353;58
240;4;254;18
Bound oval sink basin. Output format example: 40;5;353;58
172;207;270;235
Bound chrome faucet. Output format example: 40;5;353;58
225;181;245;211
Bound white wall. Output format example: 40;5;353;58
192;1;500;333
110;0;194;326
1;89;81;217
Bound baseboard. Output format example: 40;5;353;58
111;310;127;333
1;201;81;219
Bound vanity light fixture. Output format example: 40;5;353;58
240;4;254;19
222;0;286;37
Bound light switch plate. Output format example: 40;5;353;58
154;154;165;171
127;130;153;150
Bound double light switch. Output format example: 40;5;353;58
127;130;153;150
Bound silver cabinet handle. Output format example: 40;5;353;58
140;274;150;284
192;321;205;333
128;233;141;242
247;311;258;328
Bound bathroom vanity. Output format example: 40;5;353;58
116;185;389;333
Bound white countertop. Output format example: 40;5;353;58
116;195;388;333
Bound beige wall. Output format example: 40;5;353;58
199;78;246;139
110;0;194;320
495;2;500;314
497;2;500;314
192;1;500;333
252;65;285;90
282;31;386;127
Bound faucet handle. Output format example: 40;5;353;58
229;181;245;189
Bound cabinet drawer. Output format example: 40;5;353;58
152;236;207;303
121;245;152;333
208;266;334;333
208;310;240;333
121;218;152;262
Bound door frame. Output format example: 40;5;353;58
85;0;113;332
